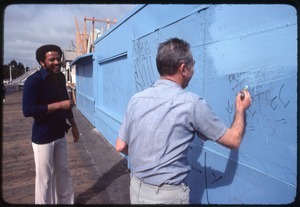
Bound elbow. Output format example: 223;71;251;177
23;111;28;117
22;107;35;117
217;129;242;150
222;143;239;150
115;145;123;152
115;138;128;155
22;108;31;117
228;142;240;150
227;134;242;150
22;104;47;117
229;134;243;149
116;144;127;153
23;113;31;118
219;139;239;150
115;139;123;152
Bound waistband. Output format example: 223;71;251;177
131;174;187;190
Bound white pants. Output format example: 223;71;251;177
32;136;74;204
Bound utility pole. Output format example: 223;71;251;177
9;65;12;83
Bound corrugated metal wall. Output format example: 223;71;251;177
74;54;95;125
77;4;297;204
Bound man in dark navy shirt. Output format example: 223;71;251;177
22;44;79;204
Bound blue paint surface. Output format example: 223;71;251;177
72;54;95;125
74;4;297;204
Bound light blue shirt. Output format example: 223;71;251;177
118;79;227;186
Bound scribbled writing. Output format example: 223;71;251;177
133;40;156;92
226;72;291;136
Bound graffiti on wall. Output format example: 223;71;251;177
101;55;130;116
133;40;157;92
225;71;291;136
129;5;296;202
92;4;296;204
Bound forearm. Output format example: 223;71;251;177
217;89;251;149
66;114;80;143
67;116;77;127
230;111;246;140
47;102;62;114
47;100;74;114
217;110;246;149
230;110;246;146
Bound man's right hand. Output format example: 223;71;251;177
236;89;252;112
216;90;252;149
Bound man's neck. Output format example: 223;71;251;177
160;75;183;88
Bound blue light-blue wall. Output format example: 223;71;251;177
76;4;297;204
73;54;95;125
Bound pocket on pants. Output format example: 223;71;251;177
130;183;140;204
177;185;190;204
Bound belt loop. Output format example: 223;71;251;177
138;176;142;188
155;186;159;194
181;183;187;191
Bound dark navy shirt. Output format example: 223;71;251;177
22;68;73;144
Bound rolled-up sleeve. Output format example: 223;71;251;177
118;111;129;144
192;97;228;141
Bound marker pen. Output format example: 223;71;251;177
240;85;248;101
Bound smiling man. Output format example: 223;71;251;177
22;44;79;204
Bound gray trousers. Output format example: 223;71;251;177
130;174;190;204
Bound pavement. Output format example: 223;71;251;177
1;85;130;205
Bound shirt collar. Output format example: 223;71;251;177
40;67;50;80
153;79;182;89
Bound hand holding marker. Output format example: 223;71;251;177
240;85;248;101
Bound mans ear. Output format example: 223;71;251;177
179;63;186;74
39;61;45;67
181;63;190;75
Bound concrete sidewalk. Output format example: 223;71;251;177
1;86;130;205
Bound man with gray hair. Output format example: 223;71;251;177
116;38;252;204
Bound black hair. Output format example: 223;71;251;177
36;44;63;64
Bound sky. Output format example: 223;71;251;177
3;4;137;68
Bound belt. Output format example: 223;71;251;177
131;174;188;192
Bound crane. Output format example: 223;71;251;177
74;16;117;55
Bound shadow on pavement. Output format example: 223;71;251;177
75;160;130;204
